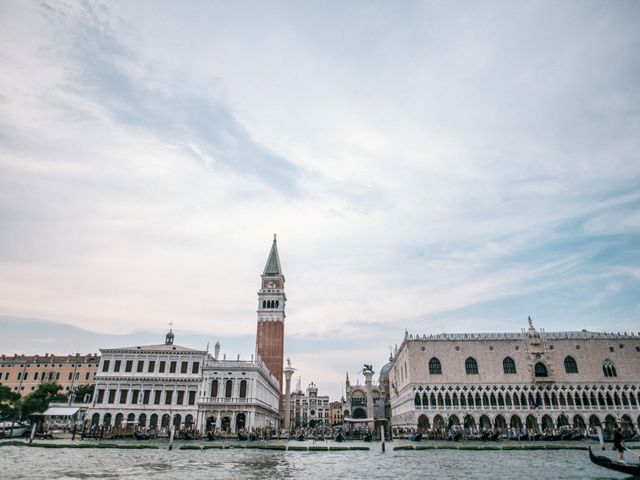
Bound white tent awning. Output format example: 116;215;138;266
42;407;80;417
344;418;375;423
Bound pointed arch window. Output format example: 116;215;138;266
602;361;617;377
534;362;548;377
502;357;517;374
239;380;247;398
428;357;442;375
564;356;578;374
465;357;479;375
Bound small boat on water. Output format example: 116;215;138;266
334;433;344;442
363;433;372;442
134;431;151;440
207;432;220;441
408;432;422;442
589;447;640;476
296;434;305;441
0;423;27;438
238;433;249;441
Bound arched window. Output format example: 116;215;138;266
225;379;233;398
564;356;578;374
239;380;247;398
465;357;479;375
534;362;548;377
503;357;517;374
428;357;442;375
211;380;219;397
603;361;617;377
275;300;279;308
262;301;266;308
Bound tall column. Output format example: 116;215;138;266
283;359;296;432
364;365;375;431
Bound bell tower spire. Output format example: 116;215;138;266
255;235;286;395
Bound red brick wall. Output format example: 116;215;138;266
256;321;284;393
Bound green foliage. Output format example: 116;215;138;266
0;382;20;403
69;384;94;402
0;382;20;421
18;383;66;419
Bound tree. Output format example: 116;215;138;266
0;382;21;421
18;383;66;419
68;384;94;403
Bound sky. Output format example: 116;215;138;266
0;0;639;400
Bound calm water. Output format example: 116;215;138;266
0;440;636;479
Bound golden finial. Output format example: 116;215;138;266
273;233;277;241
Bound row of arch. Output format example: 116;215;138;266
262;300;280;309
90;412;195;429
205;414;245;432
416;413;639;433
414;387;640;410
427;356;614;377
210;379;247;398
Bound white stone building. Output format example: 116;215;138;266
87;331;280;434
197;341;280;433
389;319;640;436
87;330;205;431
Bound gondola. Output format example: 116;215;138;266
238;433;249;441
334;433;344;442
408;432;422;442
207;432;220;441
589;447;640;476
134;431;151;440
363;433;372;442
296;434;305;441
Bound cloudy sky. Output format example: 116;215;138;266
1;1;639;398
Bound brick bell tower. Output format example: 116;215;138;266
255;234;286;395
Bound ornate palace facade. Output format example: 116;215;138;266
389;319;640;435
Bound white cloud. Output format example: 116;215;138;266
1;0;639;399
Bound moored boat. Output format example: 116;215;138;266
408;432;422;441
0;423;27;438
134;431;151;440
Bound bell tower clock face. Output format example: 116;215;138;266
267;281;275;288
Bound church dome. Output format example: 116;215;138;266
379;361;392;380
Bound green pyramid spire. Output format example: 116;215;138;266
263;234;282;276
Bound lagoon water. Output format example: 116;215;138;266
0;440;635;479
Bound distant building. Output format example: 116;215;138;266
344;372;385;420
289;381;331;428
198;341;280;433
0;352;100;394
388;319;640;436
87;329;206;431
329;400;344;426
